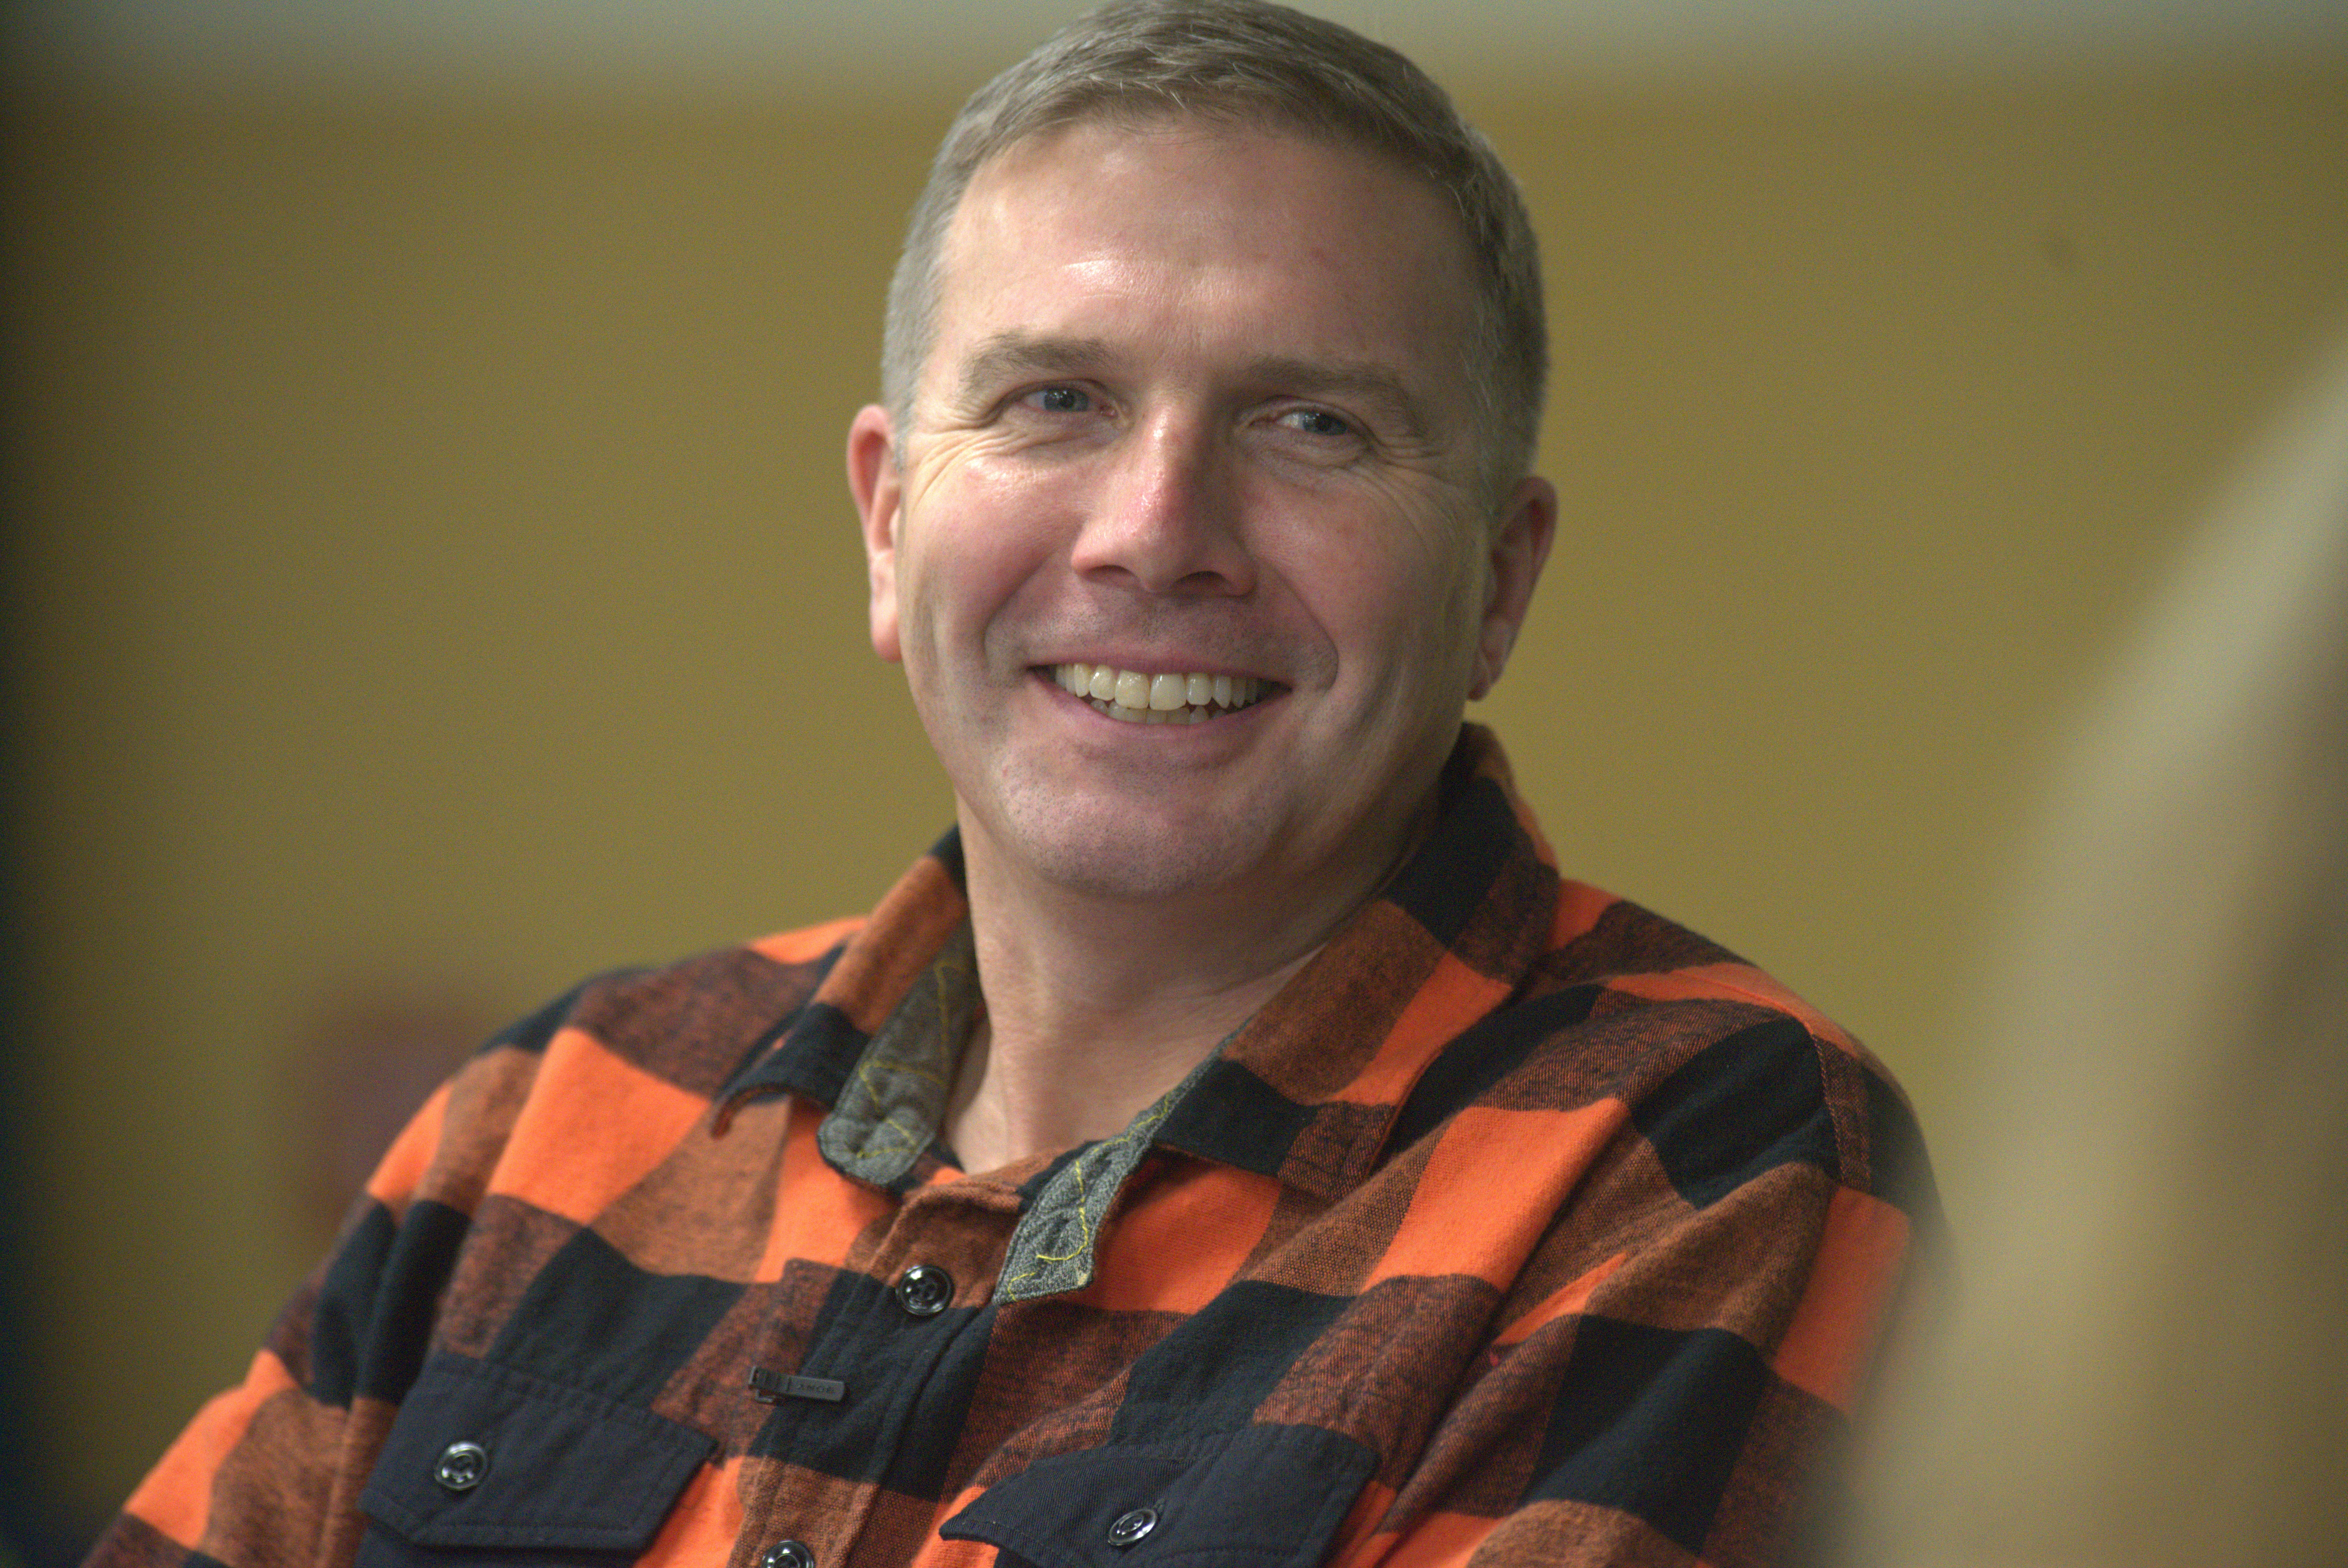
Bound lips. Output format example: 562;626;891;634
1048;662;1275;724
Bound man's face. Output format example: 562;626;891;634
849;120;1552;913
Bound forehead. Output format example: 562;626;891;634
923;119;1478;403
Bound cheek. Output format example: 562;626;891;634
1288;518;1484;684
897;470;1075;648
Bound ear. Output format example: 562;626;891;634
847;402;905;665
1468;474;1557;700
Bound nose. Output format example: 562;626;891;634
1068;411;1256;598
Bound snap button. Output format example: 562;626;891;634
894;1263;954;1318
1107;1507;1158;1547
760;1541;816;1568
432;1440;489;1492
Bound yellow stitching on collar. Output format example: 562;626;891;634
1031;1157;1092;1264
856;1110;923;1156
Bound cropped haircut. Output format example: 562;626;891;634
879;0;1548;502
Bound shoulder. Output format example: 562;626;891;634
1428;884;1930;1219
381;916;866;1219
542;915;867;1093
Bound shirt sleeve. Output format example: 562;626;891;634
1333;1014;1935;1568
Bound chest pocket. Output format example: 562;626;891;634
357;1353;714;1566
941;1425;1375;1568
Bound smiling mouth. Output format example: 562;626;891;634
1047;662;1277;725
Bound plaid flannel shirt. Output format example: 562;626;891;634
94;726;1932;1568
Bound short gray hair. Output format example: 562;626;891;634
880;0;1547;500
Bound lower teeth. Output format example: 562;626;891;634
1088;698;1216;724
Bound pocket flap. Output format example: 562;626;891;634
360;1353;713;1551
942;1425;1374;1568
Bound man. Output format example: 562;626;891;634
93;4;1930;1566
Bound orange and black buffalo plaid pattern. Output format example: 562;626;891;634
95;726;1933;1568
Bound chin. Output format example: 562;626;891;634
988;791;1280;903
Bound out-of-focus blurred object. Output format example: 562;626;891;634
1851;322;2348;1566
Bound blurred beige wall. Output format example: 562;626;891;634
6;56;2345;1522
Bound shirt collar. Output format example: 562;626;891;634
720;724;1559;1203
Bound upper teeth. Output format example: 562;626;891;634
1052;663;1268;723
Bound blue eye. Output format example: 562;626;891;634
1026;385;1091;414
1283;408;1353;438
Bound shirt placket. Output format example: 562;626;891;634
731;1175;1024;1568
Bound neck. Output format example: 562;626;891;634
943;807;1427;1173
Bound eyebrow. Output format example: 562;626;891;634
945;332;1436;438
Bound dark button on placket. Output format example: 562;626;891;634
432;1440;488;1493
893;1263;954;1317
1107;1507;1159;1547
760;1540;816;1568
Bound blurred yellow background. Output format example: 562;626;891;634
3;1;2344;1547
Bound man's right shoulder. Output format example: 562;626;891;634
472;915;867;1090
371;917;868;1225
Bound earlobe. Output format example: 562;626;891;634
1468;475;1558;700
847;404;905;665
